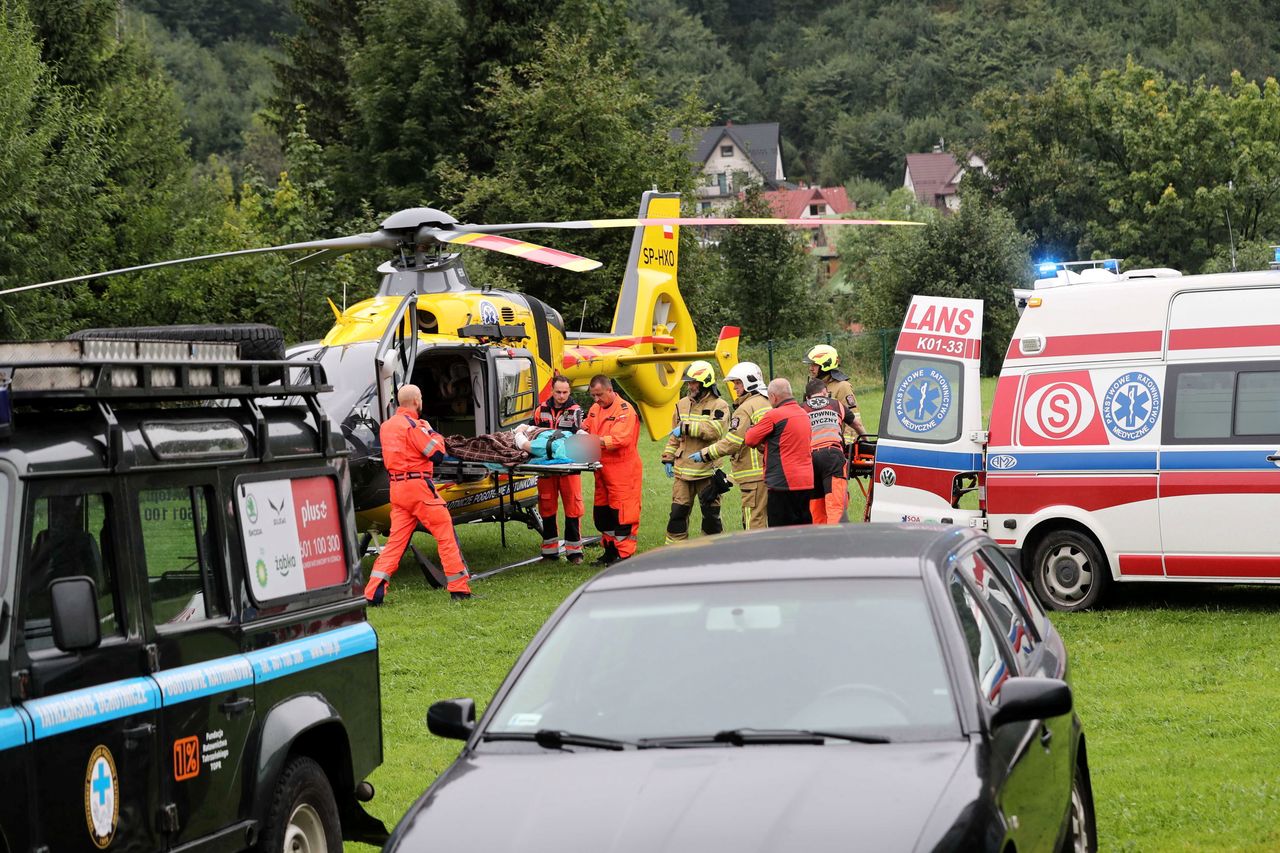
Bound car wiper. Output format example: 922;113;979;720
639;728;891;748
482;729;631;751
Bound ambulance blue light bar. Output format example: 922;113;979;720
1036;261;1059;278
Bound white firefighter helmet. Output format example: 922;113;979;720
725;361;765;395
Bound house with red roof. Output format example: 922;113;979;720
760;185;855;280
903;147;987;211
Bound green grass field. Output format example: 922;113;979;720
351;378;1280;851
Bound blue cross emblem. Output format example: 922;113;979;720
1101;371;1161;441
92;759;111;805
894;367;952;434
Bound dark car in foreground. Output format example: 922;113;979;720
388;525;1096;853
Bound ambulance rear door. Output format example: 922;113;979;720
870;295;986;526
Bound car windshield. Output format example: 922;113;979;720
485;579;961;744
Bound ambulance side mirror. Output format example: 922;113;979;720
49;576;101;652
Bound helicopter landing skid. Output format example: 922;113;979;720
471;534;604;581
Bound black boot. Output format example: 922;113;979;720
592;542;619;566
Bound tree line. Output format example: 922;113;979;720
3;0;1280;368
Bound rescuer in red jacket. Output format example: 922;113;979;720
582;375;643;563
533;375;585;563
365;384;473;604
744;377;814;527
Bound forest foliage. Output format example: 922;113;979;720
4;0;1280;355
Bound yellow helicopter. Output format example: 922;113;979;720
6;190;915;566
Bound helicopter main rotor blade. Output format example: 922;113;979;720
432;230;601;272
0;232;400;297
446;216;924;235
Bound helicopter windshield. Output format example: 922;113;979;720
275;342;378;429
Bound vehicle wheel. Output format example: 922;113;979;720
71;323;286;360
1031;530;1109;612
1060;761;1098;853
258;756;342;853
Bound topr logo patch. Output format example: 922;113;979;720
85;745;119;849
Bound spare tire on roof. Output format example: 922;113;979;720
68;323;287;361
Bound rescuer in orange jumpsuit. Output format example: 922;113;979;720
533;375;585;563
364;384;473;604
804;378;850;524
582;374;643;564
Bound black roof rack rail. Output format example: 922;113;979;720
0;339;330;402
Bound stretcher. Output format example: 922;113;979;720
846;434;878;522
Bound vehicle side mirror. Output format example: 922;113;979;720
991;677;1072;727
427;698;476;740
50;576;101;652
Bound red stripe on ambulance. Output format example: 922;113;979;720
986;475;1156;515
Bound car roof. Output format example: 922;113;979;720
585;524;984;591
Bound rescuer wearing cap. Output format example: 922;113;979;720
583;375;643;564
532;375;585;564
804;344;867;441
688;361;771;530
660;360;731;544
365;384;472;604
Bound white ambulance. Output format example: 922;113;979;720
869;268;1280;611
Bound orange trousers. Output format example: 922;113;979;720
538;474;584;557
809;477;848;525
593;458;642;558
366;479;471;597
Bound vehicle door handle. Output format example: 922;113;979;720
123;722;155;748
220;696;254;717
1267;455;1280;462
1038;725;1053;748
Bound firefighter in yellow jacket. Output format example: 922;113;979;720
689;361;771;530
660;360;731;543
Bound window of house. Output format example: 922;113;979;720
23;492;122;651
717;172;728;195
809;204;825;216
720;145;733;157
139;486;224;628
699;201;712;213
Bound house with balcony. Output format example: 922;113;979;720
673;122;787;212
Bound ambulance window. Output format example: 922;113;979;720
959;552;1035;671
882;356;963;444
948;572;1012;703
1234;371;1280;436
1173;370;1234;440
138;486;224;629
23;492;122;651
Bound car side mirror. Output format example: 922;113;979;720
50;576;101;652
427;698;476;740
991;677;1072;727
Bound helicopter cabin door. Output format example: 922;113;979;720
374;294;419;422
487;348;539;432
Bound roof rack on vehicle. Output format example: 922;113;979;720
0;339;328;401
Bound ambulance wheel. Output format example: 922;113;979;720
259;756;341;853
1031;530;1109;612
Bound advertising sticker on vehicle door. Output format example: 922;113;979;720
238;476;347;602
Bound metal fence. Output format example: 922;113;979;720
740;329;896;394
